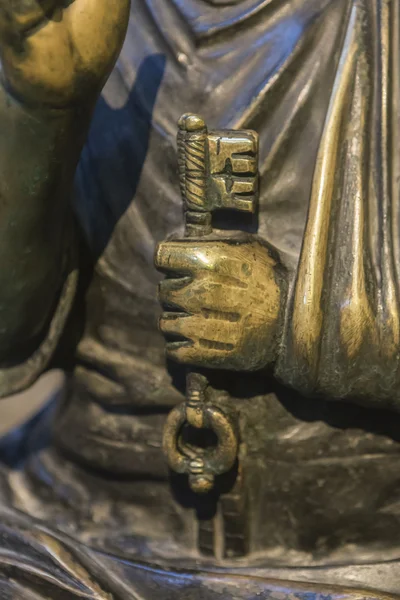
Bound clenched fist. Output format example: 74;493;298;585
155;236;286;372
0;0;130;107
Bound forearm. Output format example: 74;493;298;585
0;87;92;364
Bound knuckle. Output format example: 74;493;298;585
158;286;185;312
166;344;192;364
159;317;169;334
159;312;193;337
159;313;180;332
154;242;170;270
158;281;171;304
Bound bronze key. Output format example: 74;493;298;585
162;114;259;493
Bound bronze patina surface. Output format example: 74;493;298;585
0;0;400;598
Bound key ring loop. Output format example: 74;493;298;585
163;401;238;494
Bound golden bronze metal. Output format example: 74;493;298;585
2;0;400;598
163;372;239;494
160;114;266;492
0;0;129;107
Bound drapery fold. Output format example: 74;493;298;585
278;0;400;407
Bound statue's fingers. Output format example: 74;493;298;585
160;313;238;348
155;241;215;276
67;0;130;74
159;277;246;316
0;0;60;36
12;0;58;30
155;239;263;286
158;278;192;311
165;335;235;369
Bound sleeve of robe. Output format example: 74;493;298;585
0;82;79;398
276;0;400;409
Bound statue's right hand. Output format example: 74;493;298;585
156;236;284;371
0;0;130;107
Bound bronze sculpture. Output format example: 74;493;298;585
0;0;400;597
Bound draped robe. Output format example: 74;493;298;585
1;0;400;596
